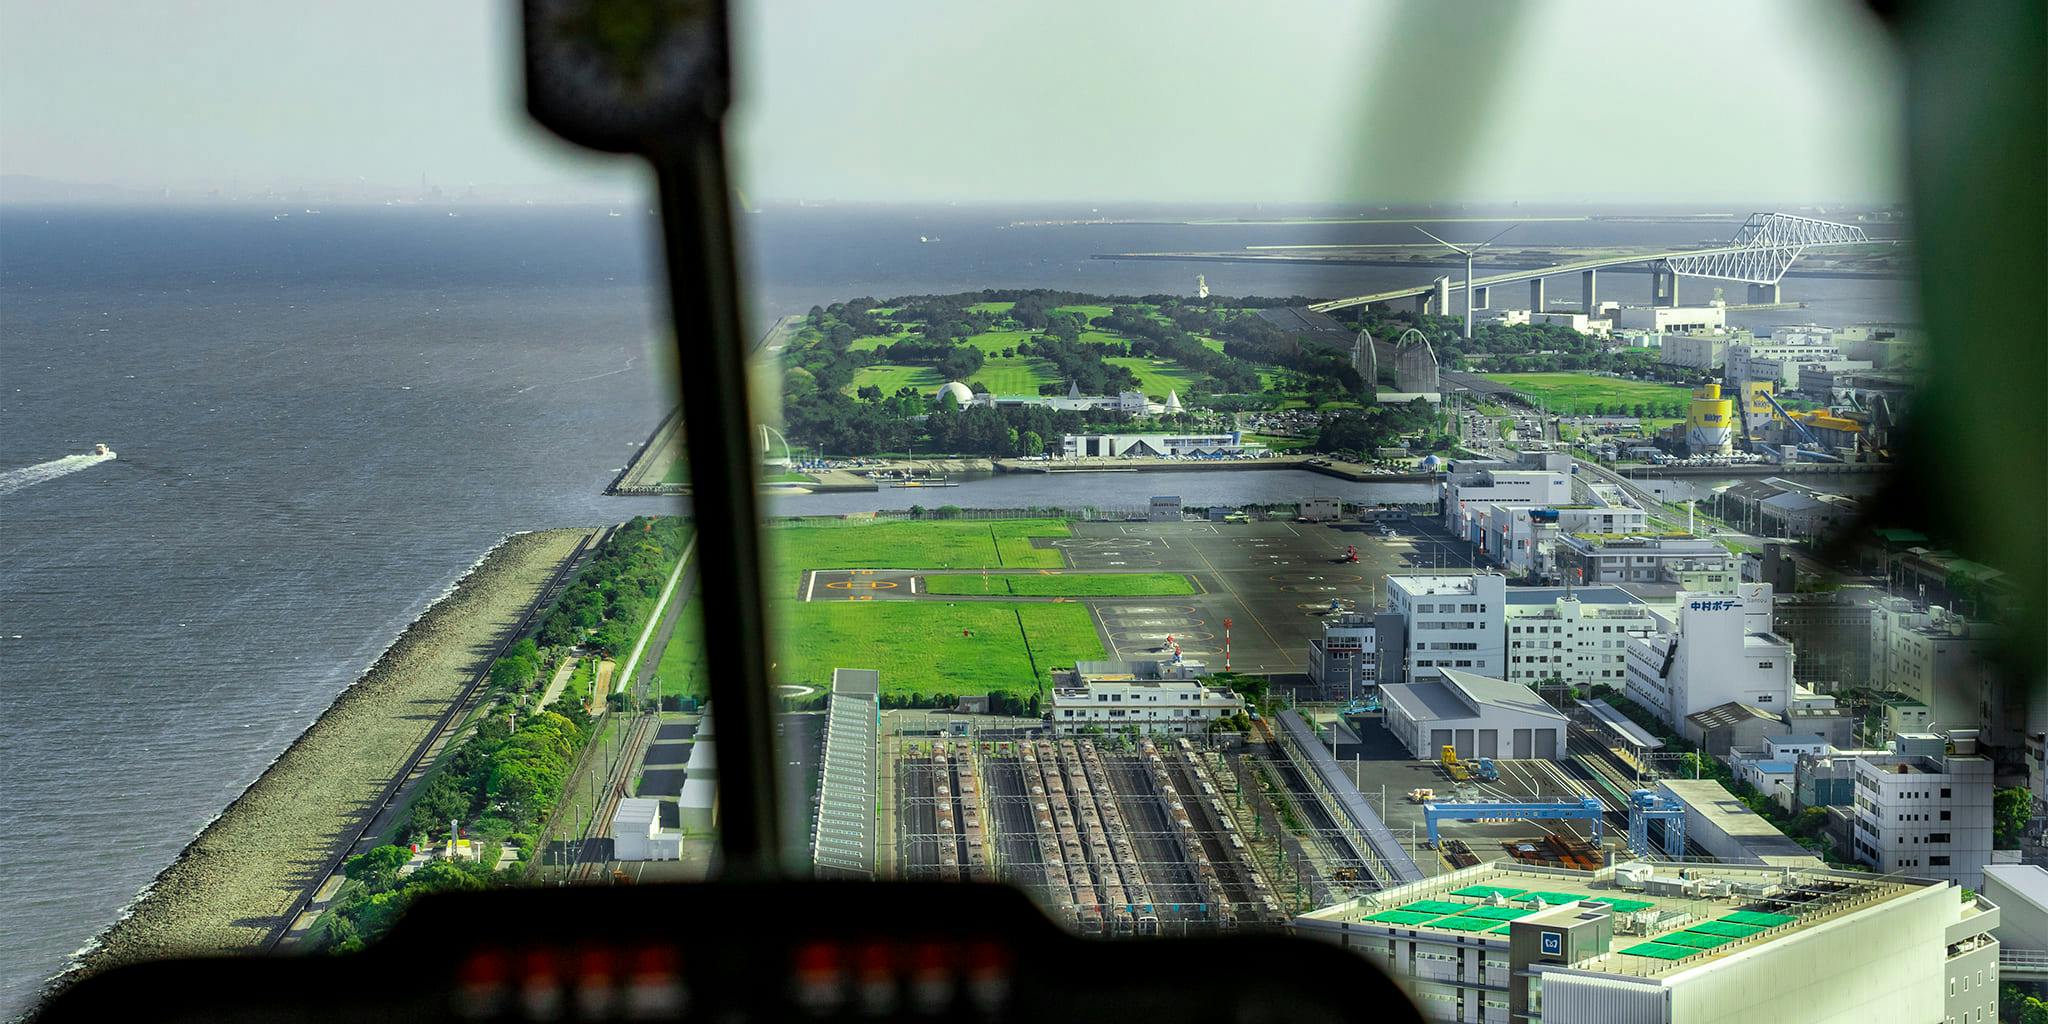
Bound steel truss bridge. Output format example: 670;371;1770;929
1308;212;1875;314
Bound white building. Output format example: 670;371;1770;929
1378;668;1567;760
1657;328;1751;370
610;797;681;861
1980;864;2048;955
1048;660;1242;735
1503;587;1660;690
1611;303;1728;333
1382;573;1508;683
1444;468;1573;541
1059;431;1258;459
1850;739;1996;889
1555;532;1734;585
1869;599;2011;749
1292;860;1999;1024
1623;585;1795;728
1473;498;1647;581
1723;339;1848;392
1306;612;1379;694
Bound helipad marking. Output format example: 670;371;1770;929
825;580;899;590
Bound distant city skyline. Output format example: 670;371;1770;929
1;0;1905;205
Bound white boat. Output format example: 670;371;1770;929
92;443;115;458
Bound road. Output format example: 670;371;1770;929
272;527;605;949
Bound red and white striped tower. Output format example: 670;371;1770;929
1223;618;1232;671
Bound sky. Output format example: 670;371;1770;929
0;0;1905;205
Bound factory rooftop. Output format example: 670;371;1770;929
1297;860;1959;980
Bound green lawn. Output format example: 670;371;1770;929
1478;372;1691;416
847;330;914;351
651;599;707;699
1105;355;1203;398
961;329;1036;354
849;364;942;395
847;355;1058;397
922;572;1196;597
1052;304;1114;322
767;518;1069;592
775;600;1102;698
765;519;1086;698
967;301;1016;313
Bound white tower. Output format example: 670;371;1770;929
1196;274;1209;299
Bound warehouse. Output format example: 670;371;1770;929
1658;778;1823;870
1293;859;1997;1024
1378;668;1567;761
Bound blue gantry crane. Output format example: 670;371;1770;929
1627;788;1688;858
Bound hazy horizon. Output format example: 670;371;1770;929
1;0;1905;206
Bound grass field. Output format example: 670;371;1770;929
922;572;1195;597
765;519;1088;697
775;600;1100;698
847;354;1058;397
967;301;1016;313
651;604;706;699
766;518;1069;591
1052;304;1114;322
1479;372;1691;415
1104;355;1204;398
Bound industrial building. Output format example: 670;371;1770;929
1769;588;1883;687
1381;573;1508;683
1714;477;1860;540
1683;701;1789;756
1293;859;1998;1024
1980;864;2048;957
1306;612;1380;695
1623;585;1794;729
1610;303;1728;333
1379;669;1567;761
812;668;880;879
680;717;717;834
1046;659;1242;735
944;379;1160;415
1503;588;1660;689
1658;779;1824;870
1555;533;1735;585
1058;431;1259;459
1657;328;1751;370
1868;598;2014;750
1469;494;1647;581
609;797;680;861
1849;736;1995;888
1443;463;1573;540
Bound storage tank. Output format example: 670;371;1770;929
1686;382;1735;455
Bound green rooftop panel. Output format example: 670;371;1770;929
1722;910;1797;927
1431;916;1504;933
1489;924;1514;934
1400;900;1472;916
1364;910;1443;925
1618;942;1697;961
1520;891;1588;905
1460;906;1536;921
1659;931;1738;949
1582;896;1656;913
1688;920;1765;938
1449;885;1529;899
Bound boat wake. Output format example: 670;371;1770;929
0;451;116;497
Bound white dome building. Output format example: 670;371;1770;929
936;381;976;406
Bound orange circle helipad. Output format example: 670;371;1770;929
825;580;898;590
